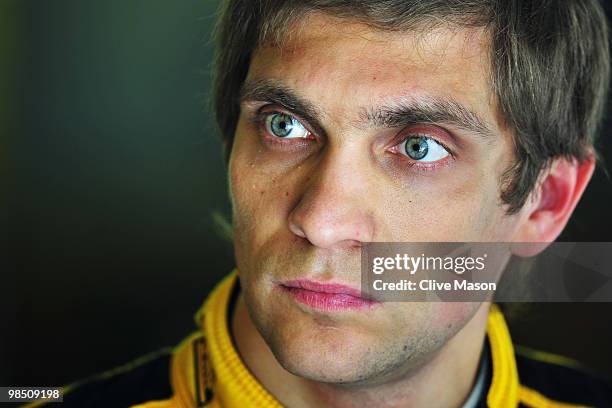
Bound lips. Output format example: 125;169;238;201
279;279;379;311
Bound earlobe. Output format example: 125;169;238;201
512;154;595;249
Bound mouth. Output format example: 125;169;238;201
278;279;379;312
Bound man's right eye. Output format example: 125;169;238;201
265;113;311;139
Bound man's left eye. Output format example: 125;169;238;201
400;136;449;162
265;113;310;139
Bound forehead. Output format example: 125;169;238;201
247;12;498;129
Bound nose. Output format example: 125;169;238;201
288;147;376;249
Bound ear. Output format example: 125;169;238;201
511;153;595;248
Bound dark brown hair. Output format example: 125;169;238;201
212;0;610;213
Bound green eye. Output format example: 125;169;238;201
404;136;428;160
403;136;449;162
265;113;310;139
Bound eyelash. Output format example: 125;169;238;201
247;106;456;171
248;109;315;146
393;132;454;152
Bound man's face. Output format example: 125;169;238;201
229;14;521;384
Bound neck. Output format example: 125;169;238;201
231;296;490;408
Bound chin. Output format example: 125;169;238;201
242;272;478;385
268;327;379;384
255;306;420;385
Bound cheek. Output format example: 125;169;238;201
381;166;509;241
229;132;264;253
430;302;480;330
382;184;485;241
229;134;297;252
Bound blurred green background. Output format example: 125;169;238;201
3;0;612;387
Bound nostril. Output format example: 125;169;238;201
346;239;363;248
289;221;307;239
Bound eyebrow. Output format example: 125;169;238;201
240;79;495;141
363;97;494;141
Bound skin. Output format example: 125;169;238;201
227;13;595;408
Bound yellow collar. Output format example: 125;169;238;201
169;272;520;407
